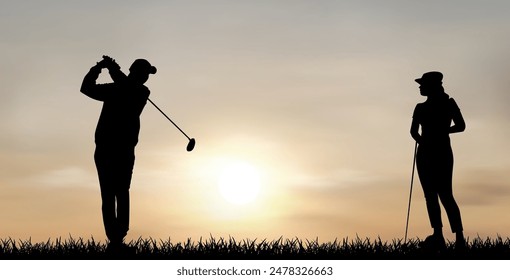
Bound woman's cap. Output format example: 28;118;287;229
415;71;442;85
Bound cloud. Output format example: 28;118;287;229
26;167;97;189
460;183;510;206
457;169;510;206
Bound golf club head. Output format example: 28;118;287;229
186;138;196;152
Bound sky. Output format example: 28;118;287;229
1;0;510;244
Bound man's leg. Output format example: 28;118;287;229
100;187;120;243
113;147;135;243
116;190;130;241
95;146;120;243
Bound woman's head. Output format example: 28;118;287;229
415;71;444;97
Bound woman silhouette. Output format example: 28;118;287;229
410;71;466;251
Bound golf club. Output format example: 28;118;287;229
404;141;418;244
147;98;196;152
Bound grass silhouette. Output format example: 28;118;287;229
1;236;509;260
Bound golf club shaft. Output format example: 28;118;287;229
147;98;191;140
404;141;418;243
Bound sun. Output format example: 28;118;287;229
218;161;261;205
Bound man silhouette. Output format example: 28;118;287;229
80;56;156;251
410;71;466;252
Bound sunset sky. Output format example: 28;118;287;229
2;0;510;244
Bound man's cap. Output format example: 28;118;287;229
130;59;157;74
415;71;443;85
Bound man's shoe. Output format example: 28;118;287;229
106;242;136;256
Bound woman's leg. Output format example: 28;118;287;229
437;148;463;234
416;147;443;231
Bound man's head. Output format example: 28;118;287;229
128;59;157;84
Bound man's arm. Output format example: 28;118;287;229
80;56;126;101
80;63;106;101
101;55;127;83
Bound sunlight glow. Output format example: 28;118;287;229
218;161;261;205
